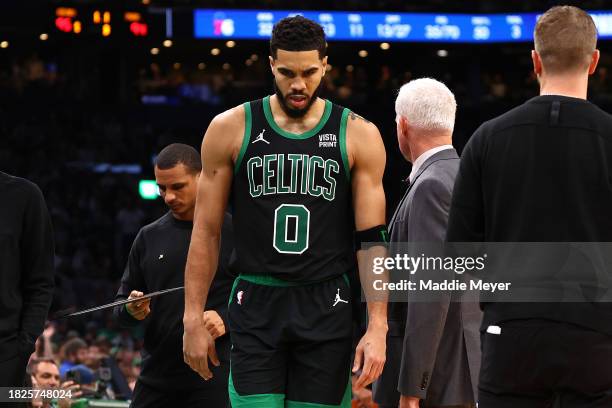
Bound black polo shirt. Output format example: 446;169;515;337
447;95;612;336
114;211;234;390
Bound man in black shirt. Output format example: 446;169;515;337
0;172;54;388
447;6;612;407
114;143;234;407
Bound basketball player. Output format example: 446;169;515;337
183;15;388;408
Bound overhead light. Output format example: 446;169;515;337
380;42;390;50
163;39;172;47
358;50;368;58
0;41;8;49
437;49;449;57
102;24;111;37
226;40;236;48
211;48;220;56
40;33;49;41
150;47;159;55
198;62;206;70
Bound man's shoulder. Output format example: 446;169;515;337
207;104;247;136
138;212;172;236
0;172;43;201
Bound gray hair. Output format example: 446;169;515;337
395;78;456;132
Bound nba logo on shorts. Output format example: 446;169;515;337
237;290;244;305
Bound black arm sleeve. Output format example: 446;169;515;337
113;230;148;327
19;184;55;341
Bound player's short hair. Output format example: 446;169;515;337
270;15;327;59
534;6;597;75
27;357;58;375
155;143;202;174
395;78;456;133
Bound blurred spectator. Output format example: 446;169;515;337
28;358;82;408
59;338;88;378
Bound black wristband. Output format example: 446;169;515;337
354;224;389;249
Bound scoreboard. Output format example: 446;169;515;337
194;9;612;43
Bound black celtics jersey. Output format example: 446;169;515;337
231;95;355;283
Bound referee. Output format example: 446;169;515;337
447;6;612;407
114;143;234;407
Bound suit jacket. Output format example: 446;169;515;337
373;148;482;406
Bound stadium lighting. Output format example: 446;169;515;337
0;41;8;49
226;40;236;48
437;49;449;57
139;180;158;200
102;24;111;37
40;33;49;41
211;48;220;55
150;47;159;55
358;50;368;58
380;42;390;50
163;39;172;47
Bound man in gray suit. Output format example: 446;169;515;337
373;78;481;408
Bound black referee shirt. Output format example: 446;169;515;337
447;95;612;336
114;211;234;390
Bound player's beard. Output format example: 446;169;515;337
273;79;322;119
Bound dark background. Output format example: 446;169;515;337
2;0;612;390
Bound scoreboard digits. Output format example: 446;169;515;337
194;9;612;43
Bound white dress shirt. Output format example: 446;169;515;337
408;145;454;183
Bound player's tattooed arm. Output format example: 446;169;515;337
349;111;371;124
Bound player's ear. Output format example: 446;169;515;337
531;50;542;76
269;56;275;73
321;56;328;76
588;49;600;75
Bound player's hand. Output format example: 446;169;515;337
352;374;375;408
352;324;386;388
399;395;420;408
203;310;226;339
126;290;151;320
183;317;220;380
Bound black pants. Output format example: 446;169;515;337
479;319;612;408
130;375;229;408
0;352;29;408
